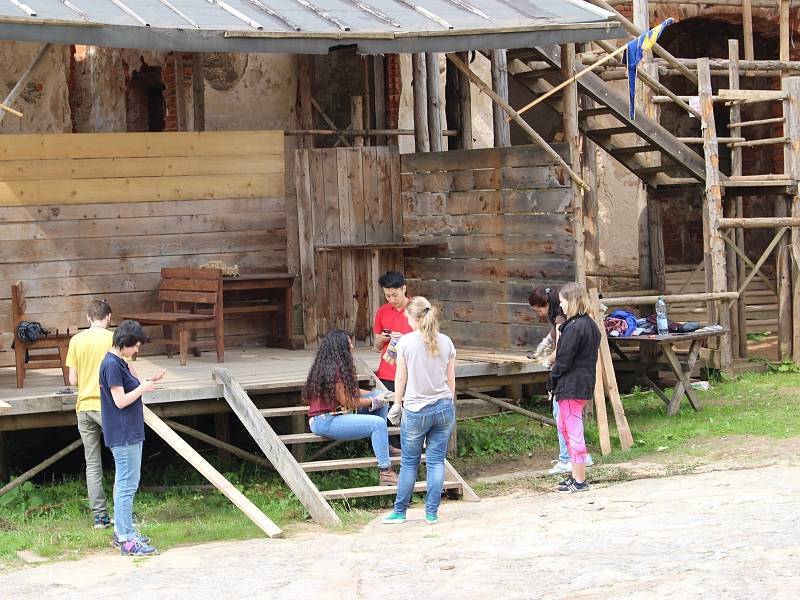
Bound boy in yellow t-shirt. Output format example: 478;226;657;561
66;299;114;529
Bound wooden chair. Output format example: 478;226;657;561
11;281;72;389
122;268;224;366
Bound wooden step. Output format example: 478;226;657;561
224;305;281;315
633;164;686;176
280;426;401;445
301;454;425;472
322;480;460;500
579;107;615;118
260;406;309;418
586;126;632;137
610;145;659;156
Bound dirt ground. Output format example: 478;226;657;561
1;438;798;600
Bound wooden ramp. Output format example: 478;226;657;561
212;367;477;527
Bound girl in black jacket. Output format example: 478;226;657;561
547;282;601;493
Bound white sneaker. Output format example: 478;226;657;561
547;461;572;475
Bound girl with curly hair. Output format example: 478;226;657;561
303;329;398;486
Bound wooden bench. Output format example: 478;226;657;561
11;281;72;388
122;268;224;366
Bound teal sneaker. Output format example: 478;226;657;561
425;514;439;525
382;512;407;524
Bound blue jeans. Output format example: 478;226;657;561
394;398;455;517
110;441;143;543
309;405;390;469
552;398;570;463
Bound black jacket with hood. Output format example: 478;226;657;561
547;313;601;401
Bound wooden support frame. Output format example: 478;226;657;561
445;53;589;191
490;49;511;147
720;231;777;295
698;58;733;371
144;407;283;538
213;367;342;527
736;227;788;296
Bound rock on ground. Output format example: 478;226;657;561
1;464;798;600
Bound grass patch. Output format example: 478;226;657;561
3;371;800;567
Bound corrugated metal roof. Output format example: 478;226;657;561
0;0;623;53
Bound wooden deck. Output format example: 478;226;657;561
0;346;548;430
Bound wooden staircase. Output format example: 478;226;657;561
506;45;706;188
214;368;477;527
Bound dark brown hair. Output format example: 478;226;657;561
87;299;112;322
528;286;553;308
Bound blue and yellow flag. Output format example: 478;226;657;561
624;18;674;119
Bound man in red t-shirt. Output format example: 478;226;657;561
372;271;412;392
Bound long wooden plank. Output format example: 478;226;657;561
589;288;633;451
337;148;356;336
212;368;341;528
403;188;572;216
322;150;344;330
0;438;82;497
462;389;554;425
0;131;284;161
0;197;284;223
0;212;285;242
295;149;318;347
404;166;567;194
309;149;330;338
0;173;284;206
406;257;574;281
0;155;283;182
143;406;283;538
322;480;460;500
404;213;571;236
400;144;569;173
593;361;612;455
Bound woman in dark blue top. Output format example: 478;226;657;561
100;320;164;556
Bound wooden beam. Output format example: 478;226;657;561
562;43;585;285
0;43;50;124
780;0;790;67
372;55;386;146
162;417;273;469
212;368;341;527
698;58;733;371
603;291;739;307
426;53;443;152
743;0;754;76
412;53;430;152
445;53;589;191
728;38;744;359
143;407;283;538
593;361;612;455
717;217;800;228
720;231;777;294
351;96;365;148
0;438;82;497
192;53;205;132
310;96;351;148
589;288;634;451
490;49;511;147
297;55;314;149
455;51;473;150
784;75;800;362
736;227;789;295
461;389;556;426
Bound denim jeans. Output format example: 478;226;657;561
77;410;108;517
394;398;455;517
309;405;390;469
110;441;143;543
552;398;570;464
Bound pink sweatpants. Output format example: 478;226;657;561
556;399;588;465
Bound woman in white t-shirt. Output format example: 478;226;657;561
382;296;456;526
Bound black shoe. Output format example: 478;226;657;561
558;478;590;493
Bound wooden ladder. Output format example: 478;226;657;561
212;368;478;527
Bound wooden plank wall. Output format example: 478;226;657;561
295;147;401;346
0;131;286;366
401;144;576;349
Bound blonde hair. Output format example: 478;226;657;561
558;282;594;320
406;296;440;356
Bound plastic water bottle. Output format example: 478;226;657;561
656;295;669;335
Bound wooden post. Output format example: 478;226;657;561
412;53;430;152
175;54;188;132
490;49;511;147
780;0;790;67
351;96;364;148
697;58;733;371
0;438;82;497
192;53;205;132
634;0;652;294
372;56;386;147
729;39;748;358
743;0;754;66
593;361;612;455
562;43;585;285
213;413;232;462
425;53;443;152
782;75;800;361
144;407;283;538
297;56;314;149
213;368;341;527
456;51;473;150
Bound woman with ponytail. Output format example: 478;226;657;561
383;297;456;525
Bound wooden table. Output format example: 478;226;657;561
608;328;729;417
223;274;295;347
